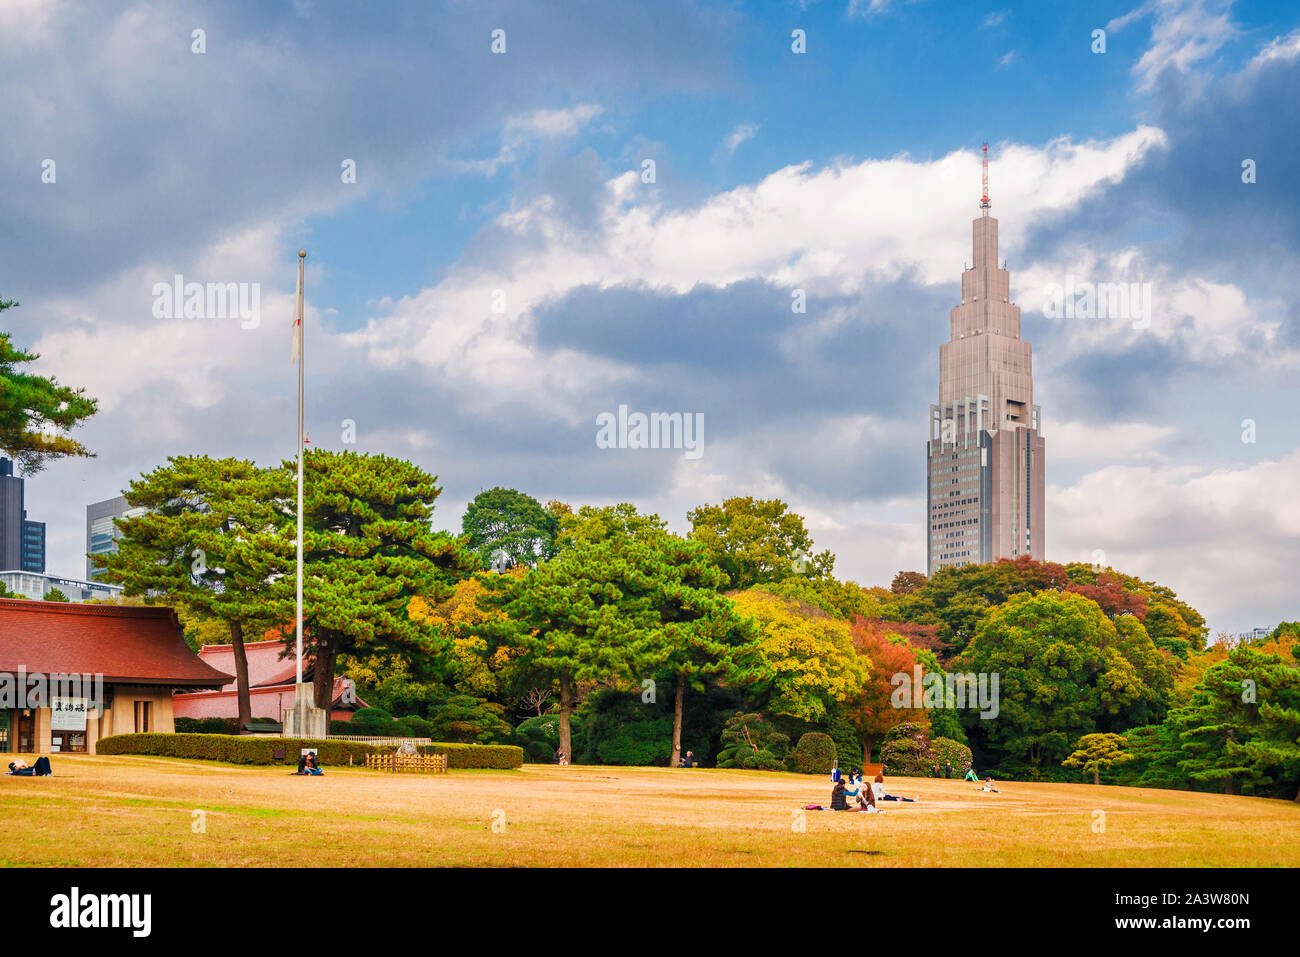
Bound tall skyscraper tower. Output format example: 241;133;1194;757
0;457;46;573
926;146;1045;574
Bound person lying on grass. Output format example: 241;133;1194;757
6;757;51;776
872;773;917;802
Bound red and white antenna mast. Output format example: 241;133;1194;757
980;142;991;214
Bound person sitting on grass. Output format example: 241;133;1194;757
679;750;694;768
296;752;324;775
856;778;886;813
964;767;979;782
975;777;999;793
830;777;854;811
844;772;861;805
872;773;916;802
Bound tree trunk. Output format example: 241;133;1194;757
1223;775;1234;795
313;637;338;713
670;671;685;768
228;619;252;731
558;672;574;764
1093;768;1100;786
861;737;873;768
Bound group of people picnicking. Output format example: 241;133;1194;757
810;767;918;813
807;762;1002;812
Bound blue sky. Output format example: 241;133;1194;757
2;0;1298;636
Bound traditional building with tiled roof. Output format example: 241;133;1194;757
0;598;232;755
172;639;368;725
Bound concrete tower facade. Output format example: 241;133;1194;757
926;165;1045;573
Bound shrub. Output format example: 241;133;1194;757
880;721;936;776
96;733;524;769
514;714;587;763
418;742;525;770
397;715;434;738
826;717;863;770
793;732;837;774
931;737;973;775
96;733;388;765
595;716;673;766
716;713;789;770
348;707;404;736
427;695;512;744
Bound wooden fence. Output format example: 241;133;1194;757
365;752;448;774
331;735;433;746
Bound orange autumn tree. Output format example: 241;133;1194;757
842;617;931;765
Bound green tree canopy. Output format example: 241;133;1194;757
555;502;667;548
478;532;668;762
1062;732;1134;785
957;591;1174;776
687;496;833;590
266;450;479;710
94;456;288;726
0;298;99;473
460;486;559;569
726;587;867;723
1170;645;1300;797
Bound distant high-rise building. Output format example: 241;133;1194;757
86;495;146;580
0;458;46;573
926;149;1045;574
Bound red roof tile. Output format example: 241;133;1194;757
194;639;301;689
173;677;368;719
0;599;233;688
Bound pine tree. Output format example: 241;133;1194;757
268;451;479;711
0;298;98;473
95;457;287;728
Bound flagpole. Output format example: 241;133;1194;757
295;250;305;687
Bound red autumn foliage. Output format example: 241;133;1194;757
1065;573;1148;620
841;616;931;765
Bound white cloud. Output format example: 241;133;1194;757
1109;0;1238;91
452;104;604;175
1050;449;1300;633
1246;28;1300;70
721;122;759;156
348;128;1169;416
1015;249;1295;367
1045;421;1177;463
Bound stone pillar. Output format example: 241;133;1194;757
282;682;328;740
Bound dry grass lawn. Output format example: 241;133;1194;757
3;755;1298;867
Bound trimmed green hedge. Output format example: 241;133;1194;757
420;742;524;769
96;733;525;769
96;733;385;765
